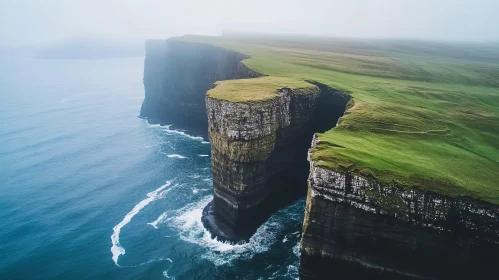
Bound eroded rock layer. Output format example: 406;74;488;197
202;85;350;242
141;39;261;137
300;136;499;279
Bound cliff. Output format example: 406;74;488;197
300;134;499;279
201;77;349;242
142;37;499;279
141;39;260;137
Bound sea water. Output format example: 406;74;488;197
0;56;304;279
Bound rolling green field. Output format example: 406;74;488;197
180;35;499;204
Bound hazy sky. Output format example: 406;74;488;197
1;0;498;46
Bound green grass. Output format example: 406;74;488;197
207;76;317;103
177;35;499;205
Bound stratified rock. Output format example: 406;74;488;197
300;135;499;279
202;82;350;242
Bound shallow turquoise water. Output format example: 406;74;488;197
0;56;304;279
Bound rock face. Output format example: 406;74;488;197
301;136;499;279
202;85;350;242
141;39;261;137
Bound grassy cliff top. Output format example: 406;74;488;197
177;35;499;205
207;76;317;103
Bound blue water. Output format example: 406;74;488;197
0;56;304;279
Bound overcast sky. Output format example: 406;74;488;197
1;0;498;46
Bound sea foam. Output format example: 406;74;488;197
111;180;174;266
167;154;187;159
146;122;205;142
148;212;168;229
162;258;174;279
168;196;281;266
160;125;203;141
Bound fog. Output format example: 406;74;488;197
1;0;499;46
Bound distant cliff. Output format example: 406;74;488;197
141;39;260;137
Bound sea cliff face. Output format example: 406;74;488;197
202;87;324;241
300;134;499;279
202;81;350;242
141;39;260;137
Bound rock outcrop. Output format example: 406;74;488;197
202;82;350;242
141;39;261;137
300;136;499;279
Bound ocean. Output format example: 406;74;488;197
0;56;304;279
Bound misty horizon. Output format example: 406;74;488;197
1;0;499;48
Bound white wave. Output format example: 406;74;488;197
198;154;209;157
148;212;168;229
191;188;209;194
167;154;187;159
168;196;281;266
188;174;202;179
120;257;172;268
111;181;174;266
283;231;300;243
162;258;174;279
287;265;299;280
161;126;204;141
293;240;300;258
146;121;207;142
